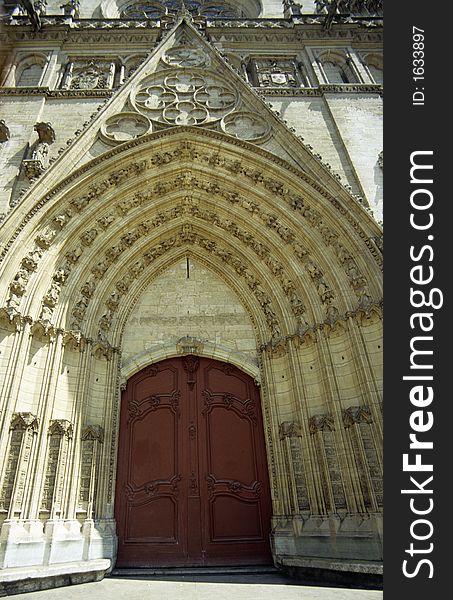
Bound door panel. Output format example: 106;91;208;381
115;357;272;567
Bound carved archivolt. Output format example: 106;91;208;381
2;137;381;354
0;134;380;266
71;228;284;341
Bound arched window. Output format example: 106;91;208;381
118;1;260;19
15;57;46;87
322;61;349;84
367;64;383;84
121;1;164;18
318;52;357;85
362;54;383;84
200;3;242;18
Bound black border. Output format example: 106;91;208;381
385;3;450;597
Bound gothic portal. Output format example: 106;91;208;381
115;357;272;567
0;0;383;582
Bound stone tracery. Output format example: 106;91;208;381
120;0;245;20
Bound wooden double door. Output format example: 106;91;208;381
115;357;272;567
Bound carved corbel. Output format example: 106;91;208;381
62;330;87;352
279;421;302;440
343;405;372;428
309;414;335;435
92;340;114;361
81;425;104;443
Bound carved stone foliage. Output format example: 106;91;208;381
62;186;326;339
5;141;380;342
3;162;142;321
69;227;283;341
7;243;49;314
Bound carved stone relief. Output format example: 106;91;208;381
252;57;301;88
60;58;115;91
162;45;211;69
4;142;380;347
121;1;242;19
69;227;284;342
0;413;39;514
23;122;55;180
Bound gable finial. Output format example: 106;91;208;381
179;1;193;20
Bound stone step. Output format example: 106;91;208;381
0;559;111;596
111;565;280;577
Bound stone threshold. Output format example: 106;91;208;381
112;565;279;577
277;557;383;590
278;556;383;574
0;559;110;597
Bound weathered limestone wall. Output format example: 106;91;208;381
122;258;258;378
325;94;383;221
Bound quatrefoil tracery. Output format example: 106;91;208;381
132;71;239;127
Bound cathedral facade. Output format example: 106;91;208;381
0;0;383;581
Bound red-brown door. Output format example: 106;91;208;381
115;357;272;567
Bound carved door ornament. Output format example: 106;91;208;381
183;355;199;389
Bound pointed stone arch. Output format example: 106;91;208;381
0;20;382;572
0;128;382;341
118;255;262;383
